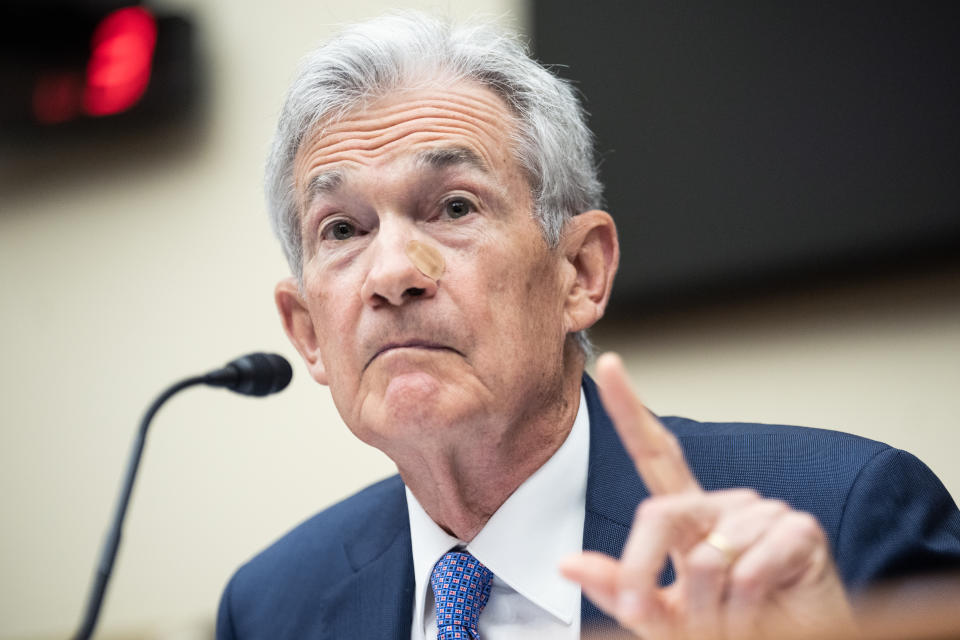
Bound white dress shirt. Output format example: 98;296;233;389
407;387;590;640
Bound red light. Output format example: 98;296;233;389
83;7;157;117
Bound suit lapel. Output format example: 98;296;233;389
580;374;651;631
317;483;415;640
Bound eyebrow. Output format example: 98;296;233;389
415;146;489;173
303;146;487;207
304;170;345;206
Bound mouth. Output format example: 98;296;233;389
364;341;461;371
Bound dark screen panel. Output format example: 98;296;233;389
532;1;960;309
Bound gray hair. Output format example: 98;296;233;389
266;11;602;355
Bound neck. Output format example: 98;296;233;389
397;357;584;541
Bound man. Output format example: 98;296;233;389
217;12;960;639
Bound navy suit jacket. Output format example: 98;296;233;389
217;376;960;639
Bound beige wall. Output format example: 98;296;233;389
1;1;958;638
0;1;524;638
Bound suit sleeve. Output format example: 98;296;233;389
216;572;240;640
834;447;960;589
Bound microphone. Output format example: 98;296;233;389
203;352;293;396
72;352;292;640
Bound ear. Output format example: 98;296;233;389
275;276;329;385
559;210;619;334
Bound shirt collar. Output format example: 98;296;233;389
406;386;590;632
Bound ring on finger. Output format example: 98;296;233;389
704;531;739;565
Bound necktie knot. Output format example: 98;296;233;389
430;550;494;640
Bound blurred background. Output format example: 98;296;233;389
0;0;957;638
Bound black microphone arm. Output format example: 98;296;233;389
72;353;292;640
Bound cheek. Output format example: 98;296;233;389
304;273;361;362
469;246;565;346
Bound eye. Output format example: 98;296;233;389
443;198;474;219
321;219;358;241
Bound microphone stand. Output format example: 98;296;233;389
71;352;291;639
72;375;205;640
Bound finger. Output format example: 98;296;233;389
616;489;761;622
728;510;826;603
595;352;700;495
559;552;621;617
681;499;789;634
725;511;852;637
562;552;670;636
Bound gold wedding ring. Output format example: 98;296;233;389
704;531;739;565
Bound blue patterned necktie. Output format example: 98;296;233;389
430;550;494;640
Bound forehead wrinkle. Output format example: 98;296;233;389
294;83;522;203
312;111;505;156
328;91;513;135
297;88;515;162
299;121;505;184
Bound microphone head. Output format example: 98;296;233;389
223;352;293;396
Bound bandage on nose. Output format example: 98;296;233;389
405;239;445;281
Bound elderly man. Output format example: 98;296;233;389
217;12;960;639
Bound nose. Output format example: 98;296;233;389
360;223;439;307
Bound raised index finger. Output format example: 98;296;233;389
595;352;701;495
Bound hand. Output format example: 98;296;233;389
561;353;857;639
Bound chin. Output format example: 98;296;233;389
372;372;475;436
382;370;443;405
